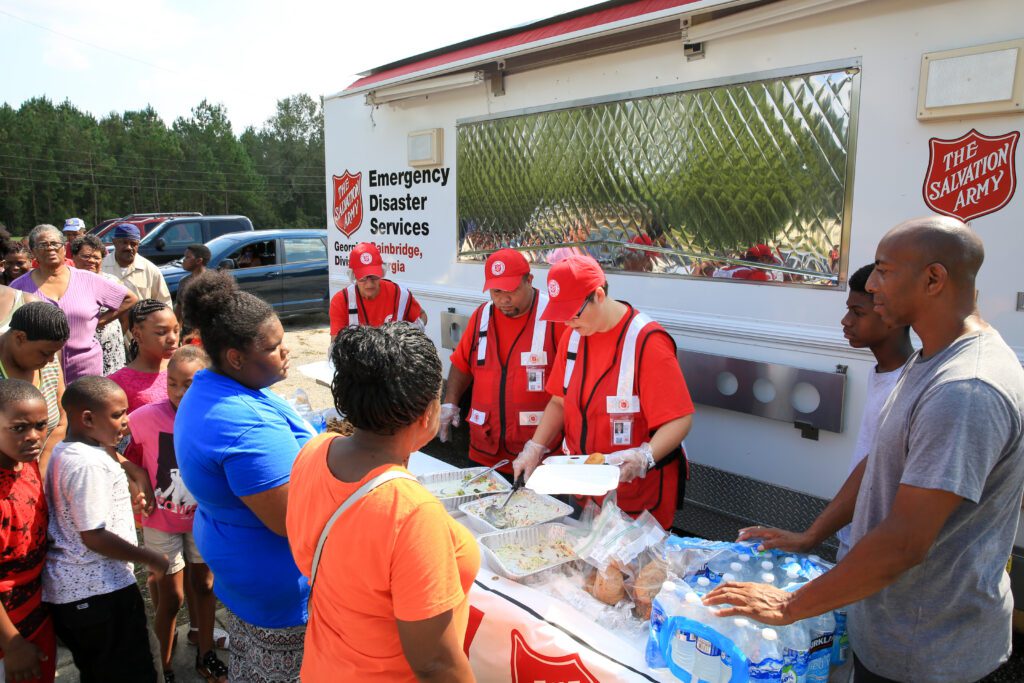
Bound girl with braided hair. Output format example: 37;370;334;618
108;299;179;417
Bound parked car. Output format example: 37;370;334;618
92;212;203;240
139;215;253;265
160;229;328;316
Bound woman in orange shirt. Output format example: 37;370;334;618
287;322;479;682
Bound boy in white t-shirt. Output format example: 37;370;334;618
836;263;914;560
43;376;169;682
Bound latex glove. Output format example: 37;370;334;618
605;442;655;483
512;439;549;481
438;403;460;443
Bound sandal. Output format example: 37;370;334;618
196;650;229;683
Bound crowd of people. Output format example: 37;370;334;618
0;216;1021;683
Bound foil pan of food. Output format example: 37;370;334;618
459;489;572;533
478;523;578;581
417;468;512;514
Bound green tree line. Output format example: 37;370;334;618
0;94;325;234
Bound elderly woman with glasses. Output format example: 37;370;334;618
9;224;137;382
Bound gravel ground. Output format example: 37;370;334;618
55;311;1024;681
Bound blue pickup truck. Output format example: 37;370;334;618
161;229;328;316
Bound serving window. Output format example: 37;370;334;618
456;62;861;287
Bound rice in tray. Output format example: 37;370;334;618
493;538;576;574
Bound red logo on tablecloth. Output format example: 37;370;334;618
510;629;599;683
333;171;363;237
923;129;1019;222
463;606;485;656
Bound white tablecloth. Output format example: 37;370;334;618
409;452;674;682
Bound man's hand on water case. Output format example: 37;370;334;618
702;581;797;626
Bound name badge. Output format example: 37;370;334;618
519;411;544;426
520;351;548;367
468;409;487;426
606;396;640;414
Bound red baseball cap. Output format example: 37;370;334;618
350;242;383;279
541;255;606;321
483;249;530;292
744;244;774;260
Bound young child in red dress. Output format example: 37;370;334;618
0;379;55;682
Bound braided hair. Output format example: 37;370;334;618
179;269;275;372
127;298;172;362
9;302;70;343
329;322;442;436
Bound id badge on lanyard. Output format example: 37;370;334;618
521;351;548;393
607;395;640;447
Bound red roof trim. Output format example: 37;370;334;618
346;0;702;92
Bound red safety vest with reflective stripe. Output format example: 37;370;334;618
561;306;682;527
466;291;561;469
345;280;411;327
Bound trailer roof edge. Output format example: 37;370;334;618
325;0;749;102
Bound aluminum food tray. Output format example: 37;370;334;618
417;468;512;514
478;523;578;581
459;489;573;534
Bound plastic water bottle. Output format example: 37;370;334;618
646;581;683;668
693;633;722;683
718;617;755;683
804;612;835;683
669;592;704;675
749;628;784;681
779;620;810;683
831;610;848;666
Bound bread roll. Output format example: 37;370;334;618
591;566;626;605
585;452;605;465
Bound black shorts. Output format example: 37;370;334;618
48;584;156;683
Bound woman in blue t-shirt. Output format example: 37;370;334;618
175;270;314;683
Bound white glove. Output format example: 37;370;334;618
512;439;549;481
605;443;655;483
437;403;460;443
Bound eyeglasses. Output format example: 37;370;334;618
34;241;65;251
571;294;594;320
357;275;381;283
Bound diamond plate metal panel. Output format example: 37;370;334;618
679;462;838;560
457;66;859;287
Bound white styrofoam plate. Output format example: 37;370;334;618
525;464;620;496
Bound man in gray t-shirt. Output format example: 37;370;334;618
705;215;1024;683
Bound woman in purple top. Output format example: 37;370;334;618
10;225;137;383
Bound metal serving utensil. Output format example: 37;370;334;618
482;474;524;529
463;459;510;486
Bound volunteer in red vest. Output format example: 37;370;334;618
328;242;426;335
512;255;694;529
438;249;565;474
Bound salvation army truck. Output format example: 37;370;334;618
323;0;1023;580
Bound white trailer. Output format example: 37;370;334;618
323;0;1023;575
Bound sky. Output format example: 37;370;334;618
1;0;595;133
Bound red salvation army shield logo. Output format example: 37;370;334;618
923;129;1019;222
333;171;363;237
510;630;599;683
